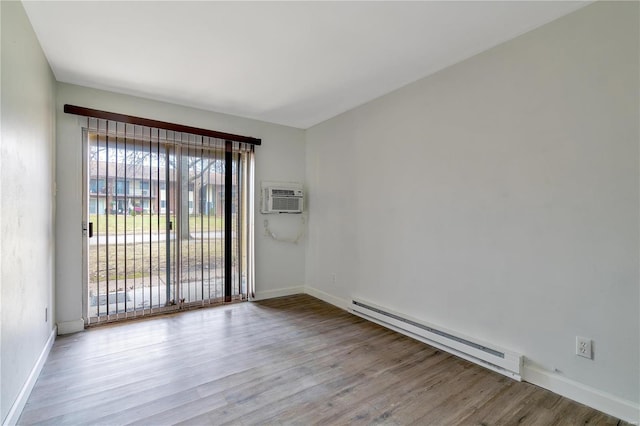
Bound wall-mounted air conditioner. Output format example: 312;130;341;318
261;182;304;214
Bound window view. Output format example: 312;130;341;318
86;124;252;323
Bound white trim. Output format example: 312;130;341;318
523;363;639;424
304;286;349;310
57;318;84;335
251;286;304;301
301;287;638;422
2;327;57;426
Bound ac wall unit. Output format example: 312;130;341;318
261;183;304;214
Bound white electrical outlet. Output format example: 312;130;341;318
576;336;592;359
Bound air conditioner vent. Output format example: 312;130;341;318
272;197;300;211
261;182;304;214
272;189;296;197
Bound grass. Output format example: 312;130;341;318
88;213;244;301
89;213;226;235
88;237;241;285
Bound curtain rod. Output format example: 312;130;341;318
63;104;262;146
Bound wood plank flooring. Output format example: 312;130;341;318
19;294;627;425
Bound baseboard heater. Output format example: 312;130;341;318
350;298;523;381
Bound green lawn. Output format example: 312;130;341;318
88;238;226;284
89;214;225;235
88;213;242;290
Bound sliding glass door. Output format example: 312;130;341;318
84;121;253;324
179;144;227;305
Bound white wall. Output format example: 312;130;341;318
306;1;639;420
0;1;57;422
55;83;306;331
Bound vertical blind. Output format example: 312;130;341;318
74;108;257;323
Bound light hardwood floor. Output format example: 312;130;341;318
20;294;627;425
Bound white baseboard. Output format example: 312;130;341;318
523;363;639;424
2;326;57;426
251;286;304;301
304;286;349;310
57;318;84;335
300;286;639;423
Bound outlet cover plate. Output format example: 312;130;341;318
576;336;592;359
